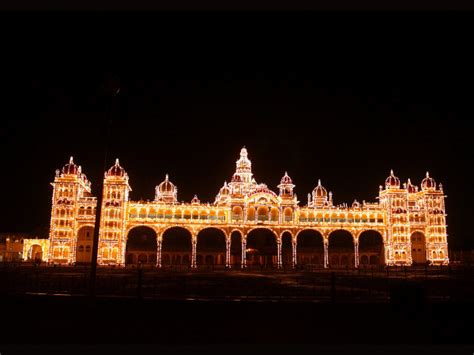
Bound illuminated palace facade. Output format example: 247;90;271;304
28;148;449;267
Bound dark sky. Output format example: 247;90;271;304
1;12;473;249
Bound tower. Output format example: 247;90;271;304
229;147;257;196
420;172;449;265
379;170;411;265
48;157;93;264
98;159;131;265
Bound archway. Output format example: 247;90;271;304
328;230;355;268
246;228;277;268
126;226;157;266
230;231;242;267
281;232;293;268
161;227;192;266
196;228;226;267
76;226;94;263
359;230;384;267
28;244;43;262
411;231;427;264
297;230;324;268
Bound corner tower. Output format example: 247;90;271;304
98;159;132;265
379;170;411;265
48;157;94;264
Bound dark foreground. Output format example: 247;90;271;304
1;266;474;354
1;293;474;345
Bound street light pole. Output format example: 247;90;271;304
89;77;120;297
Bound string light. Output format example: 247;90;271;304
24;149;449;267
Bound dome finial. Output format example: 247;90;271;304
115;158;120;166
390;169;394;176
165;174;169;180
426;171;430;177
69;156;74;164
318;179;321;186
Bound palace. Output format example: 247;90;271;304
24;147;449;267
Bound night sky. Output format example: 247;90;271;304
1;12;473;249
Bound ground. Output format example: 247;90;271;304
0;266;473;347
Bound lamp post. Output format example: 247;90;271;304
89;75;120;297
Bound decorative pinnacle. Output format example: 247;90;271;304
318;179;321;186
426;171;430;177
408;178;412;184
69;156;74;164
165;174;169;180
115;158;120;166
390;169;394;175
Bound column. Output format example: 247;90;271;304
225;237;231;268
277;237;282;269
354;240;359;268
292;238;297;269
324;239;329;268
191;235;197;268
156;238;162;268
241;236;247;269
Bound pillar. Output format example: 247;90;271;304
225;237;231;268
156;238;162;268
292;238;297;269
191;235;197;268
324;239;329;268
241;236;247;269
354;240;359;268
277;237;282;269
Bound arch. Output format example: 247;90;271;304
246;228;278;268
148;208;156;219
27;244;43;262
358;230;384;266
411;231;427;264
209;210;217;221
139;208;147;219
296;229;324;268
161;227;192;266
328;230;355;268
183;210;191;220
299;211;307;223
232;206;243;221
174;209;182;219
283;207;293;222
257;206;269;221
157;209;164;219
247;207;256;221
218;210;226;221
196;227;226;266
76;226;94;263
126;226;158;265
